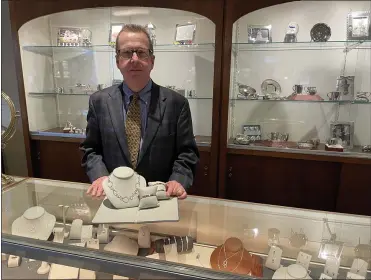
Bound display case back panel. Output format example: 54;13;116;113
19;7;216;143
228;1;371;158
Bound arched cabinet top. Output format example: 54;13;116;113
9;0;224;31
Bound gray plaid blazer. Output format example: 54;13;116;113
80;82;199;189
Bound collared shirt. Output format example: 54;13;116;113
121;80;152;149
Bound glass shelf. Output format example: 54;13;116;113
22;43;215;57
229;98;371;104
28;92;213;99
233;40;371;52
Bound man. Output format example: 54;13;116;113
80;24;199;200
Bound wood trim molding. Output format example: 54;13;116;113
228;148;371;165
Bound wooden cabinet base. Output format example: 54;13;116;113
225;154;371;216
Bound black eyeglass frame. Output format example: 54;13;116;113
116;48;154;60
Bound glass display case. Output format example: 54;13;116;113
2;178;371;279
228;1;371;159
19;7;215;146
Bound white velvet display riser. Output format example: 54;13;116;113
92;197;179;224
19;8;215;136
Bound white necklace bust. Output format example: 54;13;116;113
12;206;56;240
103;167;146;209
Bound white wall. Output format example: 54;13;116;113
18;7;215;137
229;1;371;147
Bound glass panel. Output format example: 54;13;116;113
2;179;370;279
19;7;215;146
228;1;371;158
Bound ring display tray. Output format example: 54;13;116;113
92;198;179;224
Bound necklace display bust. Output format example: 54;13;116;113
103;167;146;209
210;237;263;277
11;206;56;240
273;264;312;279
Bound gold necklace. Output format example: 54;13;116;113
217;244;244;272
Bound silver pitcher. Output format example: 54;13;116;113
336;76;355;100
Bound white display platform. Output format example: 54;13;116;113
92;198;179;224
146;244;213;268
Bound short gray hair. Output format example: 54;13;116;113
115;24;154;54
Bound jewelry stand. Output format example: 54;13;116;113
350;258;368;278
209;237;263;277
79;239;99;279
322;256;340;279
11;206;56;241
81;225;93;243
97;224;110;244
102;167;145;209
265;246;283;271
69;219;83;240
7;255;21;268
104;235;139;256
296;251;312;270
138;226;151;248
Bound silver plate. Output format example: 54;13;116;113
261;79;281;96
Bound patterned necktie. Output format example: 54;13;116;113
125;93;141;168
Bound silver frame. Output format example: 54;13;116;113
347;11;371;40
248;25;272;43
57;27;82;47
109;23;125;47
174;23;196;45
330;121;354;149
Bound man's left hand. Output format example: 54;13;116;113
166;181;187;199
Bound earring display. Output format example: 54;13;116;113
354;238;371;259
289;229;308;249
210;237;263;277
347;271;366;279
138;226;151;249
11;206;56;241
347;11;371;40
350;258;368;278
69;219;83;240
174;23;196;45
265;245;283;271
323;256;340;279
296;251;312;270
97;224;110;244
80;225;93;243
7;255;21;268
37;261;50;275
319;273;333;279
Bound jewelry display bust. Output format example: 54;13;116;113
210;237;263;277
11;206;56;240
103;167;146;209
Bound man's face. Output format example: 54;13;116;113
116;31;155;87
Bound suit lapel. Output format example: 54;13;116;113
138;83;166;165
107;86;132;166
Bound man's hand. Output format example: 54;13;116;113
165;180;187;199
86;176;108;198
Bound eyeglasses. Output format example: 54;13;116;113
117;48;153;60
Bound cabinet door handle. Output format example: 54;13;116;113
228;167;233;172
204;172;208;176
204;165;208;170
228;173;232;178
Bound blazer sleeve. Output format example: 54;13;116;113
80;96;109;182
168;99;200;189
